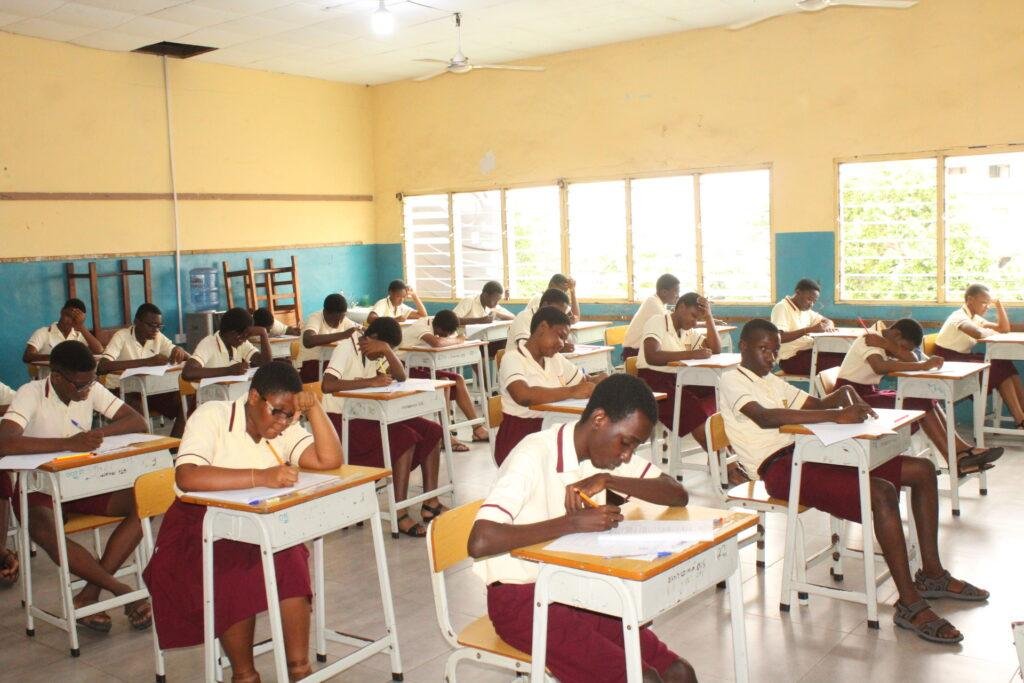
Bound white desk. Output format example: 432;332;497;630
570;320;612;345
346;307;372;325
513;503;755;683
715;325;736;354
980;333;1024;438
401;340;489;432
891;361;989;516
110;365;184;430
563;344;614;375
266;335;299;360
807;328;864;396
464;321;512;395
195;378;252;405
183;465;403;682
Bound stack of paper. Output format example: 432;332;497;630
187;472;344;506
120;364;182;379
676;353;741;367
545;519;716;559
803;408;921;446
199;367;258;388
93;432;166;454
340;378;443;395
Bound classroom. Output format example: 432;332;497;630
1;0;1022;681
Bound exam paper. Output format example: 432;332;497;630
185;472;342;506
544;520;715;558
199;367;258;388
895;361;985;377
675;353;741;367
566;344;608;356
803;408;921;446
340;378;443;394
120;364;181;379
0;453;77;470
543;398;591;410
93;432;166;455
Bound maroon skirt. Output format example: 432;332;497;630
143;500;311;650
835;378;933;433
494;414;544;466
12;479;113;522
299;359;321;383
779;349;846;376
637;368;716;437
0;472;11;499
934;345;1017;392
327;414;441;469
621;347;639;362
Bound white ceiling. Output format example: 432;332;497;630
0;1;896;85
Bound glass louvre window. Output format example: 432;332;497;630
505;186;562;298
567;180;628;299
452;191;503;297
630;176;698;295
402;194;452;298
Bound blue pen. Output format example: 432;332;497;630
656;551;672;558
70;418;86;432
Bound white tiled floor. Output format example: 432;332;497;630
2;428;1022;682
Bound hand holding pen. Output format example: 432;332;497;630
66;419;103;452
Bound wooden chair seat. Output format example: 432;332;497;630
64;513;123;535
457;616;532;663
727;481;807;513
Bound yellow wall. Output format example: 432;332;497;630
0;31;375;258
370;0;1024;243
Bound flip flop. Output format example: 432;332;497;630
124;600;153;631
76;612;113;633
958;447;1004;470
396;514;426;538
450;438;470;453
958;463;995;479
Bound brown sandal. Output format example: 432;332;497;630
0;548;19;588
288;660;312;681
893;599;962;644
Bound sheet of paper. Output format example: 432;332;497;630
199;367;258;388
986;332;1024;343
544;520;714;558
676;353;741;367
566;344;608;356
339;378;444;395
802;408;920;446
464;321;510;338
120;364;181;379
186;472;343;506
895;361;984;377
0;452;77;470
544;398;591;410
93;432;166;455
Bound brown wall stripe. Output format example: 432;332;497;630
0;192;373;202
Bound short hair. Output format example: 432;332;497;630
432;309;459;335
891;318;924;347
63;298;87;314
219;307;253;334
50;340;96;373
677;292;701;309
482;280;504;296
135;302;161;319
323;293;347;314
366;317;402;347
530;306;571;334
580;374;658;426
252;307;274;328
387;279;407;293
965;283;989;299
795;278;821;293
655;274;680;292
539;287;570;308
740;318;780;343
548;274;571;288
251;361;302;396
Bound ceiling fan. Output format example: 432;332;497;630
729;0;918;30
413;12;545;82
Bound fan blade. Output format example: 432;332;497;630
829;0;917;6
414;58;452;64
472;64;545;72
413;69;450;82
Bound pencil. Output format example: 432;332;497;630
265;442;285;466
574;488;600;508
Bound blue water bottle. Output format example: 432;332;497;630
189;267;220;312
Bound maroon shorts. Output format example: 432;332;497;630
12;480;115;522
637;368;716;437
760;445;907;523
488;582;679;683
327;414;441;469
123;391;188;420
0;472;11;500
835;379;934;434
409;367;462;383
493;414;544;466
299;359;321;383
621;347;639;362
143;500;311;649
934;346;1017;392
779;350;845;376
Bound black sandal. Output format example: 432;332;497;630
958;447;1004;470
420;501;448;523
396;514;426;538
914;568;989;601
893;599;963;644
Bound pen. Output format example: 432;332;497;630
70;418;86;432
52;452;94;464
575;488;600;508
857;317;869;332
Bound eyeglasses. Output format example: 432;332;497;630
258;394;295;421
55;369;95;392
138;319;163;330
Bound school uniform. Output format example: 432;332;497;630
266;318;290;337
0;382;14;500
401;320;462;383
102;326;187;420
720;366;905;523
298;311;360;382
525;293;542;315
835;336;935;427
622;295;665;360
454;295;513;356
507;307;534;345
142;398;314;649
371;297;416;319
322;337;441;469
191;332;259;402
475;422;678;683
26;323;86;355
770;296;844;375
0;381;14;408
934;305;1017;391
494;340;582;465
636;313;716;436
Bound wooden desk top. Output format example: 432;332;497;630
888;361;989;380
332;379;456;400
779;410;924;439
399;340;487;352
531;391;668;414
39;436;180;472
511;503;756;581
180;465;390;514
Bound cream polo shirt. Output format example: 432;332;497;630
321;334;386;414
173;397;314;496
2;378;124;438
935;305;992;353
26;323;85;354
636;313;707;374
453;296;512;321
267;319;289;337
0;382;17;407
191;332;258;369
770;297;824;360
499;340;582;419
473;422;662;585
837;336;889;386
719;366;810;479
525;294;542;314
508;307;534;344
298;311;360;364
102;326;176;362
397;319;432;360
371;297;416;319
623;296;667;350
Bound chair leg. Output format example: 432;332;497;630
829;517;845;582
92;528;103;556
756;512;766;568
796;519;809;605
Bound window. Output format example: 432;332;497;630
699;170;772;302
630;176;698;294
452;191;501;298
567;181;628;299
403;194;452;299
505;186;562;298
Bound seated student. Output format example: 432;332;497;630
836;318;1003;473
453;280;515;326
143;363;342;682
637;292;720;450
468;374;696;683
252;307;300;337
526;274;580;322
183;308;272;403
97;303;191;438
367;279;427;323
622;274;681;361
771;278;842;375
494;307;600;466
298;293;360;382
23;297;104;363
722;319;987;644
402;310;490;450
321;317;445;537
509;287;572;346
0;380;15;587
0;340;152;632
934;283;1024;429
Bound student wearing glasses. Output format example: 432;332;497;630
0;340;152;633
770;278;843;376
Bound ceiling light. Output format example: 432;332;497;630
371;1;394;36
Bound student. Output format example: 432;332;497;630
321;317;445;537
367;279;427;323
143;362;342;682
934;283;1024;429
836;318;1002;473
252;307;300;337
23;298;104;363
453;280;515;325
97;303;191;438
721;319;987;644
509;287;572;345
0;340;151;632
526;274;580;322
468;374;696;683
0;380;15;587
636;292;720;450
183;308;272;402
622;274;681;361
494;307;599;466
298;293;361;382
402;309;490;449
770;278;842;375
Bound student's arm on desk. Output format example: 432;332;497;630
420;332;467;348
94;403;147;437
458;311;495;325
642;337;712;365
468;510;624;558
865;350;943;374
0;419;102;455
506;379;594;407
739;397;874;429
573;472;687;508
181;357;248;381
320;372;392;393
98;353;172;374
303;327;358;348
295;392;342;470
776;318;834;343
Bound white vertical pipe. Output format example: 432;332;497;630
162;55;185;339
